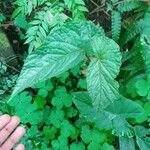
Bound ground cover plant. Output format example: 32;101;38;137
1;0;150;149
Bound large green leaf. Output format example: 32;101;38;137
11;21;103;98
106;96;144;118
73;92;143;134
135;126;150;150
87;36;122;110
73;92;114;130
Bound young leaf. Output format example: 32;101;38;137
87;36;122;110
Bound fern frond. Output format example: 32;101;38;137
25;10;53;53
64;0;88;20
140;35;150;74
13;0;47;17
111;10;121;42
25;6;68;53
117;0;142;13
120;19;144;45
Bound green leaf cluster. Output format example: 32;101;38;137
11;21;121;112
1;0;150;149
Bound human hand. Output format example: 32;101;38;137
0;115;25;150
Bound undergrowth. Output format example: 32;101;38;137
1;0;150;150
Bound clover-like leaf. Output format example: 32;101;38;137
135;79;150;97
101;143;115;150
70;142;85;150
81;125;92;144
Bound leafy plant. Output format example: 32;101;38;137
0;13;6;23
1;0;150;149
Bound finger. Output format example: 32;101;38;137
15;144;25;150
0;127;25;150
0;114;11;130
0;116;20;145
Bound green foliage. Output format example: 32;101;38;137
109;0;147;43
120;4;149;45
134;126;150;150
25;3;68;52
13;0;47;17
142;8;150;41
11;21;104;98
140;34;150;74
135;79;150;97
0;61;18;98
0;13;6;23
117;0;142;13
121;19;144;45
73;92;143;135
8;92;43;125
14;14;29;30
111;10;121;41
1;0;150;149
12;0;88;54
119;137;135;150
64;0;88;20
86;35;121;110
101;143;115;150
4;80;116;149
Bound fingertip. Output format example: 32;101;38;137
3;114;11;121
15;144;25;150
18;126;26;134
12;116;20;123
0;114;11;130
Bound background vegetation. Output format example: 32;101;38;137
1;0;150;149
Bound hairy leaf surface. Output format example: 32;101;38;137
87;36;122;109
11;21;102;98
